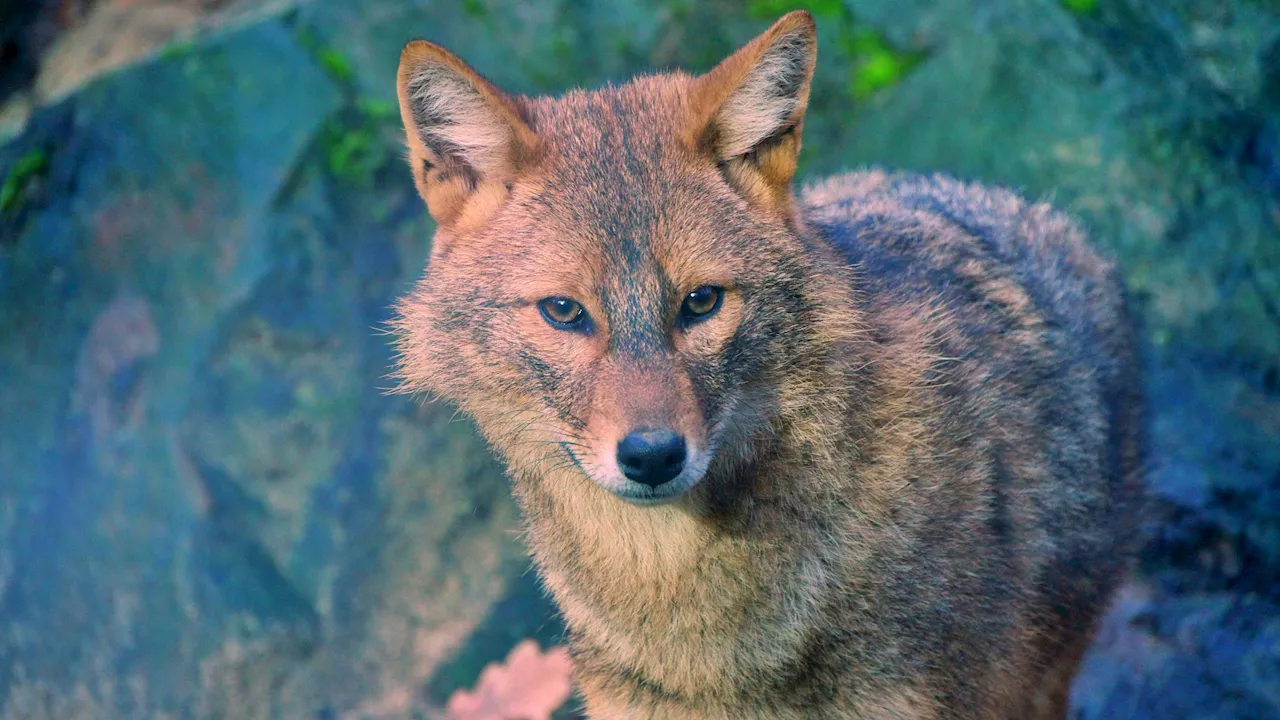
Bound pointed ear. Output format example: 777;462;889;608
687;11;817;213
397;40;539;226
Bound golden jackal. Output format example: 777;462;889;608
389;10;1146;719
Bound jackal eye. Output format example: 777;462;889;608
679;286;723;325
538;297;588;331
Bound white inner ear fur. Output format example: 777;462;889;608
408;62;512;178
715;30;811;160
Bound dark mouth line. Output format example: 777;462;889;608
615;491;681;507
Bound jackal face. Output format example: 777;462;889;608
392;12;843;505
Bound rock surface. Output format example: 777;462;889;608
1;0;1278;718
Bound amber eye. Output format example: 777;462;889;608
679;286;723;325
538;297;588;331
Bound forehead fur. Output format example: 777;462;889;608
514;73;722;253
494;73;770;290
525;73;698;172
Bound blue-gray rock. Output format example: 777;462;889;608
1;0;1278;718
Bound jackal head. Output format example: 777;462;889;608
391;12;856;506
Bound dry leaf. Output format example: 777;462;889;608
445;640;574;720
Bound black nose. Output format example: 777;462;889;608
616;429;687;488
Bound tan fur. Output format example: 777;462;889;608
389;11;1146;719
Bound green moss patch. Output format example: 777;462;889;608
1061;0;1099;14
1;147;49;214
318;99;400;187
841;29;926;100
747;0;844;18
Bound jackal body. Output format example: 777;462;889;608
390;12;1145;719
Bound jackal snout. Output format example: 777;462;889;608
580;356;711;505
616;428;687;488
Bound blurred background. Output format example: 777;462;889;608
1;0;1279;718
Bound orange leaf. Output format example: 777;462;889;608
445;640;574;720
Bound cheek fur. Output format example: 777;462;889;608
512;307;606;427
674;291;743;358
685;355;731;427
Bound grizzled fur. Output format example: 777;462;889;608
388;11;1146;720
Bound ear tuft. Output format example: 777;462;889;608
691;11;817;161
714;22;815;158
687;11;818;216
401;48;511;178
396;41;538;224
